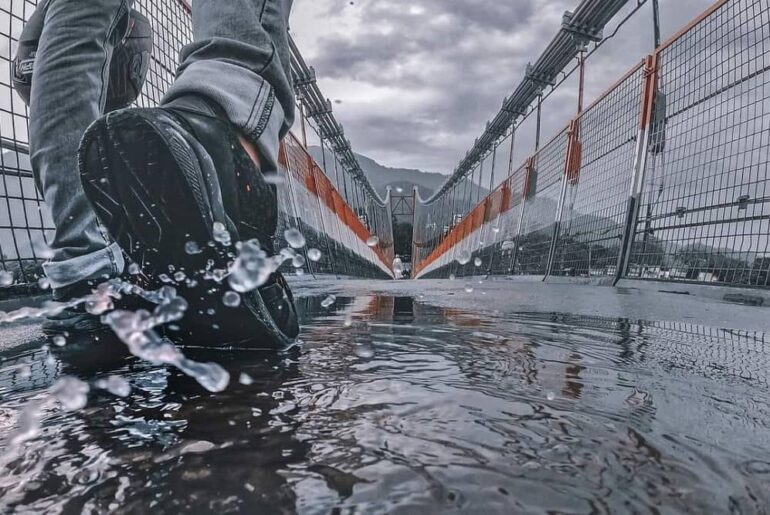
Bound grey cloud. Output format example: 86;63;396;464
295;0;717;173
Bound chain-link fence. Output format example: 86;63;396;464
0;0;392;292
414;0;769;291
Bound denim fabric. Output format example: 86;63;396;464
163;0;295;174
29;0;294;290
29;0;131;289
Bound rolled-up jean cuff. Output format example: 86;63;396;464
161;60;285;173
43;242;125;289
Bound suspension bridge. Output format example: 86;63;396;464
1;1;769;511
0;0;767;301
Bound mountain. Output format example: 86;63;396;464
307;146;451;200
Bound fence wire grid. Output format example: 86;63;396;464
0;0;393;290
414;0;770;291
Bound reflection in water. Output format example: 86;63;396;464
1;296;769;513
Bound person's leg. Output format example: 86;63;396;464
163;0;295;184
78;0;299;345
29;0;130;296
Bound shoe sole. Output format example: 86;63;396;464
79;110;293;349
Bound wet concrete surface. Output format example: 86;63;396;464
0;280;769;513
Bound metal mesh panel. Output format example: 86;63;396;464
0;0;52;285
488;162;527;275
515;129;568;275
552;65;644;277
0;0;392;287
629;0;770;287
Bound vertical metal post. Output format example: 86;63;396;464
509;96;542;274
299;102;309;148
318;139;340;278
652;0;662;48
615;54;659;284
282;144;317;279
332;157;352;277
545;49;586;280
484;144;499;276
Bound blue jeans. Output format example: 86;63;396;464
29;0;294;290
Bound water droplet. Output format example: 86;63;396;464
95;376;131;397
355;343;374;359
321;295;336;308
344;314;353;327
296;269;305;276
51;377;90;411
239;372;254;385
128;263;141;275
37;277;51;290
212;222;232;246
501;240;515;250
228;240;273;293
464;283;474;293
173;271;186;282
263;173;285;185
395;186;404;193
474;257;482;267
185;241;202;255
292;254;306;268
449;274;456;280
546;391;556;401
284;228;306;249
366;236;380;247
492;226;501;233
52;335;66;347
32;237;55;259
223;291;241;308
0;270;14;286
158;273;172;283
456;251;471;265
85;292;113;315
307;248;322;262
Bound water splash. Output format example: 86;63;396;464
228;240;273;293
474;257;483;267
51;377;90;411
284;228;306;249
101;285;230;393
185;241;203;255
366;236;380;247
95;376;131;398
223;291;242;308
307;248;322;262
0;270;14;286
456;251;471;265
212;222;232;247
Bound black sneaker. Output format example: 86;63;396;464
42;269;157;335
42;280;105;335
78;97;299;347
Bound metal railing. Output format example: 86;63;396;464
414;0;770;290
0;0;393;291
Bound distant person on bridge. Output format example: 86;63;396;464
17;0;299;344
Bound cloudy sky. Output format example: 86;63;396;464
290;0;717;174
